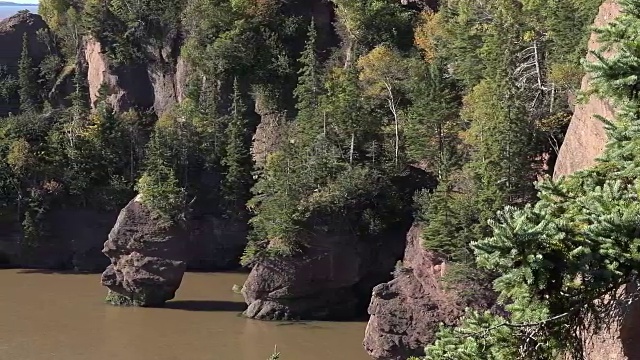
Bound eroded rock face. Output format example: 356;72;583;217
84;37;186;117
242;231;406;320
101;195;187;306
85;38;154;114
553;0;621;179
363;224;493;360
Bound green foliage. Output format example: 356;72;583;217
404;59;462;173
182;0;305;94
135;111;194;224
244;28;418;265
417;182;475;263
331;0;415;51
0;91;141;248
136;165;184;226
423;1;640;358
221;79;253;220
83;0;184;64
294;21;321;124
18;34;39;113
0;65;18;104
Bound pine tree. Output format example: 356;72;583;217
221;78;253;220
18;33;39;113
294;20;321;125
404;59;462;175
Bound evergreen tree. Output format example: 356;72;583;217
294;20;321;124
423;2;640;358
18;33;39;113
404;59;462;175
221;79;253;220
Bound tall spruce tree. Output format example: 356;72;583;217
18;33;39;113
294;20;321;128
221;79;253;220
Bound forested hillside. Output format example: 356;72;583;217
1;0;627;358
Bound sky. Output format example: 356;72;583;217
6;0;38;4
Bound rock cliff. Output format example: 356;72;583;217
0;208;116;271
242;229;407;320
84;36;187;117
362;223;493;360
0;12;55;116
553;0;620;179
363;224;457;360
580;283;640;360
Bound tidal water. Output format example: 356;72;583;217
0;6;38;19
0;270;371;360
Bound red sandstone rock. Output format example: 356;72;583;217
553;0;620;179
362;224;492;360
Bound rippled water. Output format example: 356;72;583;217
0;270;371;360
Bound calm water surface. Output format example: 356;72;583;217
0;6;38;19
0;270;371;360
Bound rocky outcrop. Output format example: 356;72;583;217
553;0;621;179
581;283;640;360
251;93;286;168
0;12;50;73
101;195;188;306
242;167;435;321
85;38;154;114
242;230;406;320
363;224;493;360
0;12;54;116
84;37;186;117
0;204;246;272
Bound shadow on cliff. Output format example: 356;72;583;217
163;300;247;312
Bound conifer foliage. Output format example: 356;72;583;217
420;1;640;358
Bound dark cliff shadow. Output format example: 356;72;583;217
163;300;247;312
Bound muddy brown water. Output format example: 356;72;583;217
0;270;371;360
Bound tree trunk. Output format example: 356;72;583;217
385;82;399;166
349;132;355;165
